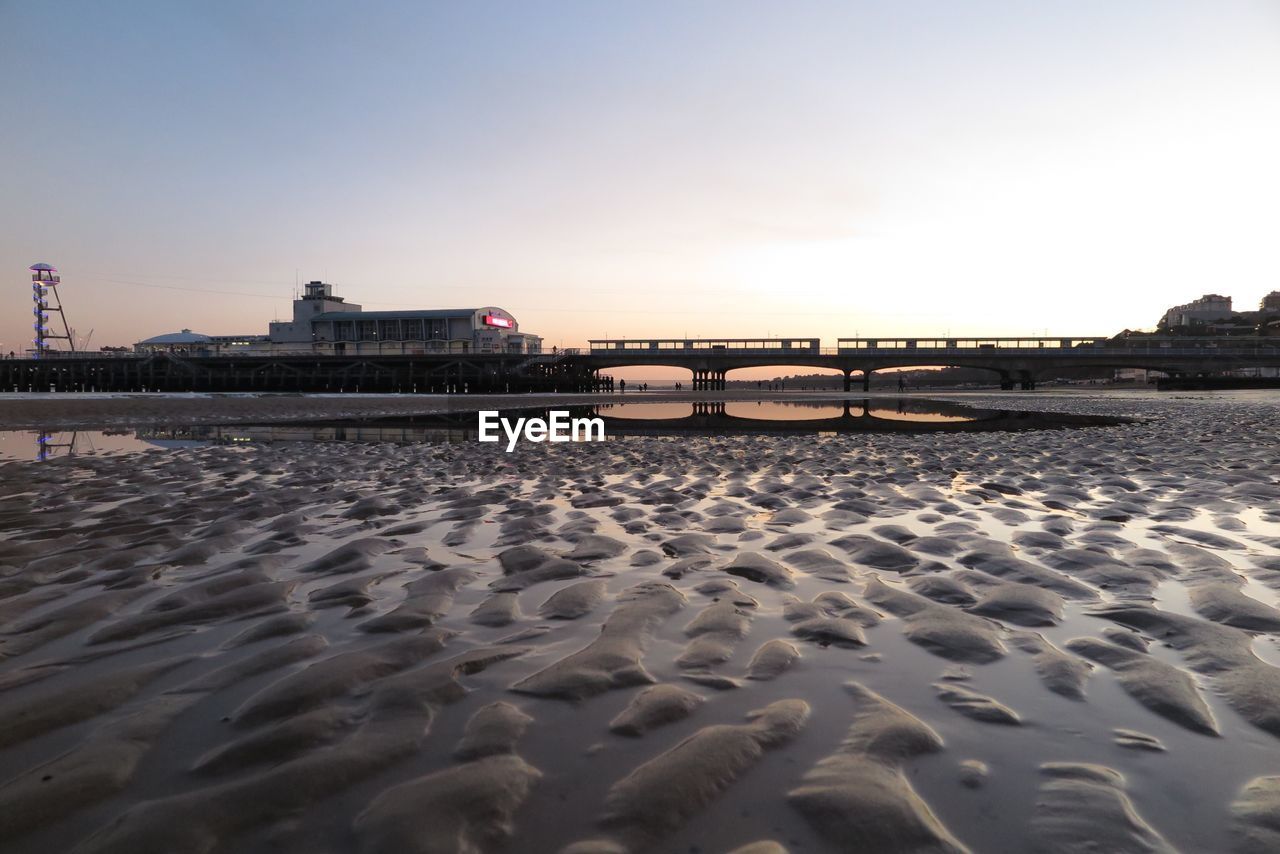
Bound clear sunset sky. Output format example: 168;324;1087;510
2;1;1278;360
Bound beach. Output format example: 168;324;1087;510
2;390;1279;853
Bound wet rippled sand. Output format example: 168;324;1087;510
2;393;1279;853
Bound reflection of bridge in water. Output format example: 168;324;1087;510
583;337;1280;390
594;399;1127;434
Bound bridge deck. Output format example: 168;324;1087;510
589;336;1280;357
583;336;1280;390
589;338;821;354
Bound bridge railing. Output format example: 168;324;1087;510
588;338;823;355
587;336;1280;357
838;337;1107;351
836;337;1280;356
526;348;583;363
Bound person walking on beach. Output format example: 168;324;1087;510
619;379;626;393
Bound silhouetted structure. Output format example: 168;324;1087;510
134;281;543;356
585;337;1280;391
30;263;74;357
8;336;1279;394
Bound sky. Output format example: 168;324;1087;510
2;0;1279;373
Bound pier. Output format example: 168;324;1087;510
0;351;605;394
3;336;1279;394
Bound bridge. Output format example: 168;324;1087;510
582;337;1280;389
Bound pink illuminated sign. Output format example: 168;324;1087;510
483;314;513;329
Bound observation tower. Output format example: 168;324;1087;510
30;262;73;357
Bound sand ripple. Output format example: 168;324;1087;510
2;392;1279;851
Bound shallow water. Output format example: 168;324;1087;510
595;398;981;422
2;392;1280;853
0;396;1121;462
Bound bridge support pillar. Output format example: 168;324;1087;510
692;369;725;391
1018;371;1036;391
842;370;852;393
862;370;872;392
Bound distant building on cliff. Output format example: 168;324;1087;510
136;281;542;356
1157;294;1234;329
1148;291;1280;338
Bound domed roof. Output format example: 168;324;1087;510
138;329;212;345
29;262;57;272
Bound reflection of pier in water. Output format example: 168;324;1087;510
35;430;79;461
134;422;477;448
